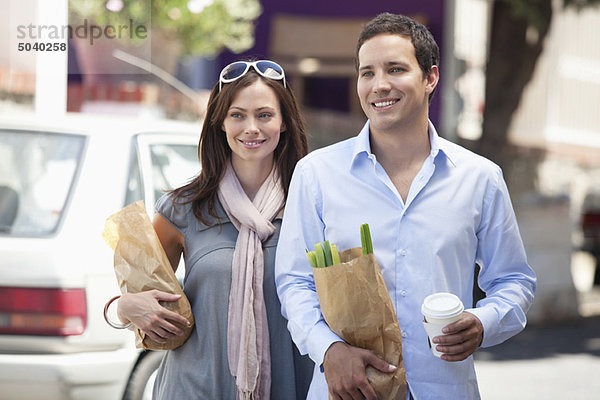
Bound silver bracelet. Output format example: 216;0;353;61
103;295;133;329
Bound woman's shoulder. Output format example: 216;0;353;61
155;192;193;230
156;192;236;234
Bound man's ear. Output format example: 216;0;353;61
425;65;440;95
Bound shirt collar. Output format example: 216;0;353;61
351;119;457;169
428;120;457;167
351;120;375;167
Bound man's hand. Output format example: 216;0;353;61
323;341;397;400
432;312;484;362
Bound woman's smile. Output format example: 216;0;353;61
238;138;267;148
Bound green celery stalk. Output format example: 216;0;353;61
305;249;317;268
361;223;373;255
331;244;341;264
323;240;333;266
314;242;326;268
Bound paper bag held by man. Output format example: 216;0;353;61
308;225;407;399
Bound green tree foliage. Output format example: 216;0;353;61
69;0;262;56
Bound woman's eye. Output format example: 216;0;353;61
258;112;272;119
230;113;243;119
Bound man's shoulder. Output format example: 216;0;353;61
438;136;501;175
299;136;357;167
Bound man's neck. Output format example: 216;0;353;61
368;118;431;203
369;120;431;173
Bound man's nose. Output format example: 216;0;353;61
374;73;391;93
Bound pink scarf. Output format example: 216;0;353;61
217;160;284;400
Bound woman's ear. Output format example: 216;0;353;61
280;121;287;133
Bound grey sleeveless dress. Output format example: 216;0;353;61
152;194;313;399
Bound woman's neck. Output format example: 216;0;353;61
231;157;274;201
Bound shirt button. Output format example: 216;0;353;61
402;331;408;338
400;250;407;256
401;290;407;297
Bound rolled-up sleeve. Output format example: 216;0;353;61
275;162;343;367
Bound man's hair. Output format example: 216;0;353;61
356;13;440;100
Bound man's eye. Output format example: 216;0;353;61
361;71;373;78
390;67;404;73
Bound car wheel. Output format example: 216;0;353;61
123;351;165;400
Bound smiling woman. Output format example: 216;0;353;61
114;60;313;400
222;80;284;198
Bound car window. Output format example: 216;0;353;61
148;143;199;201
0;130;85;236
125;148;143;206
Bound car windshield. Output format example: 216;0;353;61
0;130;85;236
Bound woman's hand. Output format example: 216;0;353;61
118;290;191;343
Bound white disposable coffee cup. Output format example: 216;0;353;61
421;292;464;358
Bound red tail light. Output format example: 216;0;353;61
582;213;600;230
0;287;87;336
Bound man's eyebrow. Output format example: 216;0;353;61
358;61;408;71
386;61;409;67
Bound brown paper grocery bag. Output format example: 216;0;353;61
313;247;407;400
103;200;194;350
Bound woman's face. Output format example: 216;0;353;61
221;79;284;170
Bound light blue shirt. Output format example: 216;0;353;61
275;120;536;400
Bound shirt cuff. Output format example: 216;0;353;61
306;320;344;369
464;306;498;348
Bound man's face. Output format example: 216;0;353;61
357;34;438;135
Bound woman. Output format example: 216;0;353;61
116;60;312;399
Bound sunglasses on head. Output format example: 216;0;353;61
219;60;286;92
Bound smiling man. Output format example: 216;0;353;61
275;12;536;400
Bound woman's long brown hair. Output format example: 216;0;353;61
171;70;308;224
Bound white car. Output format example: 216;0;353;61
0;112;201;400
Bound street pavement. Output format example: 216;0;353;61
473;292;600;399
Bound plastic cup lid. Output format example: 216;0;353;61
421;292;464;319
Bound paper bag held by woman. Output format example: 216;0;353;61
103;200;194;350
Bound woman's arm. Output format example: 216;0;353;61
115;213;189;343
153;213;185;272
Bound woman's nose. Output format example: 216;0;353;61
244;118;259;134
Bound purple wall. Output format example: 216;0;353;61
219;0;446;125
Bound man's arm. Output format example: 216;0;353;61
275;163;396;398
464;166;537;348
275;162;342;366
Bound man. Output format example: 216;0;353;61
275;12;536;400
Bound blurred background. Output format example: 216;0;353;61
1;0;600;398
